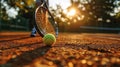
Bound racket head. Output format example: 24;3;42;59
34;6;58;37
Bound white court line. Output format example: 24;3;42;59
101;37;120;40
84;34;120;41
94;36;120;41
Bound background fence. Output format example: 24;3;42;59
0;19;30;31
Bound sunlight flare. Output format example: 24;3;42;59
67;8;76;16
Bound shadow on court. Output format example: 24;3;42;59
2;46;51;67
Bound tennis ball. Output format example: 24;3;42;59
43;33;56;46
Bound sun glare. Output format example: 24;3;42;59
67;8;76;16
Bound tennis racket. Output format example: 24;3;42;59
34;1;58;37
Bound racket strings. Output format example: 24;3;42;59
35;7;56;36
37;8;46;34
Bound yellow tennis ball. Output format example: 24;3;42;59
43;33;56;46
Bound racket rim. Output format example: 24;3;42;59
34;6;59;38
34;6;45;37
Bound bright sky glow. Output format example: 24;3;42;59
63;8;77;17
67;8;76;16
49;0;71;9
5;0;71;18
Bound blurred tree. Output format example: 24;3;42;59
0;0;35;30
116;12;120;21
1;0;35;19
115;2;120;28
51;0;120;32
77;0;119;27
0;1;9;22
1;0;120;31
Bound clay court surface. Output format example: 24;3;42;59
0;32;120;67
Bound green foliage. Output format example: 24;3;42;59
0;0;35;20
0;1;9;21
0;0;35;31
